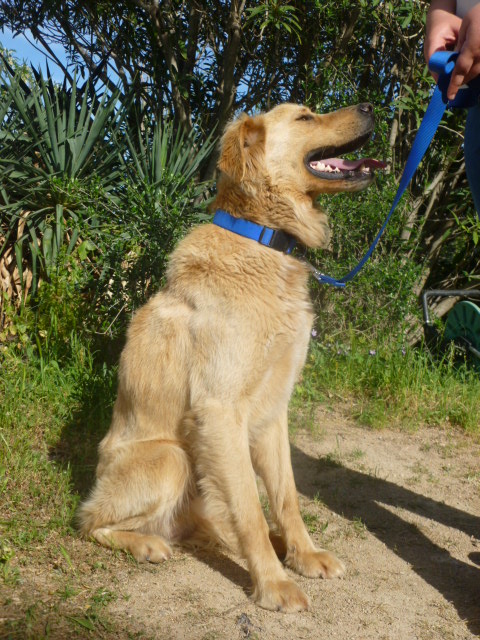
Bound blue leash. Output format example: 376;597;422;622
213;52;480;287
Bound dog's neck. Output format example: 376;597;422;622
213;175;330;249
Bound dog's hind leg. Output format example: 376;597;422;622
78;439;192;562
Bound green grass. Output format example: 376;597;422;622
293;337;480;433
0;337;117;551
0;336;122;637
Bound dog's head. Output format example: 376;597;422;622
218;102;384;197
216;103;384;248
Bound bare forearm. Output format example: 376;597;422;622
425;0;480;98
426;0;457;36
449;3;480;97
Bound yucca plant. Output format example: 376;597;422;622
96;117;217;318
123;117;216;195
0;65;125;302
0;61;217;341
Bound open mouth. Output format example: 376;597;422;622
305;133;386;181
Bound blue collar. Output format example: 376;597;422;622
212;209;297;254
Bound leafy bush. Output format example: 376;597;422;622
307;170;421;342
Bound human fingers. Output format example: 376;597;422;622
448;20;480;98
448;5;480;98
424;29;458;63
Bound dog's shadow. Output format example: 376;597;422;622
290;443;480;635
191;548;252;597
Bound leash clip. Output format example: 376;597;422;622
299;258;346;288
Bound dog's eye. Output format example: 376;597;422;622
296;114;314;122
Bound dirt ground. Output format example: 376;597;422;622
2;406;480;639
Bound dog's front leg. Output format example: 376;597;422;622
192;400;310;612
252;410;345;580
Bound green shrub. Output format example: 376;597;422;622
0;65;215;350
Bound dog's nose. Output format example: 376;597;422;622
358;103;374;115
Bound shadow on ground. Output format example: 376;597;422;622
191;548;252;596
290;443;480;635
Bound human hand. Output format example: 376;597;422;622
448;4;480;99
424;1;460;63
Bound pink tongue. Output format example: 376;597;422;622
322;158;386;170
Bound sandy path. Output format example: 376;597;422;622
2;408;480;639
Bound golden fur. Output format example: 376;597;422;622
79;103;376;612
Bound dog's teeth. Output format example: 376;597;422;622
310;161;346;175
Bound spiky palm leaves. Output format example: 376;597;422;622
0;65;215;333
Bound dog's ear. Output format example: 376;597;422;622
218;113;266;183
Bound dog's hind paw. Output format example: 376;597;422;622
286;549;345;579
253;579;309;613
131;534;173;563
93;528;172;563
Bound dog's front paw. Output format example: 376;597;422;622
253;578;309;612
286;549;345;579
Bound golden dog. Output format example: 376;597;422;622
79;103;381;612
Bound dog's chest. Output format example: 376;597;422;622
248;321;311;431
248;274;313;424
271;259;313;334
240;253;313;357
